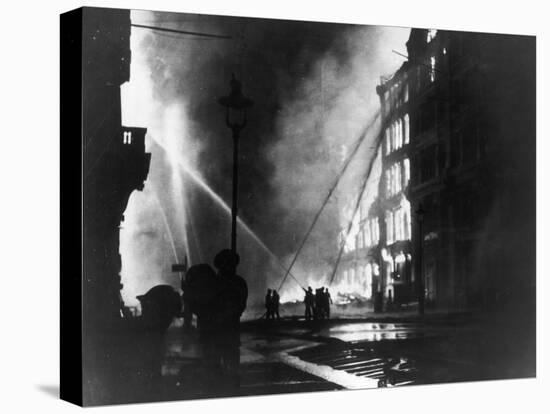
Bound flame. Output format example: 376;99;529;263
279;266;375;305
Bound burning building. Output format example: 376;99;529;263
335;63;413;310
375;63;414;307
336;28;535;311
336;172;383;305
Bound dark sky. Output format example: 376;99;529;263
119;10;410;307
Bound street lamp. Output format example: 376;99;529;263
218;74;254;257
415;203;425;315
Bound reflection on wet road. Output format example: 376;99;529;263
239;318;481;389
157;315;534;399
269;321;456;343
238;323;429;389
290;345;416;387
318;322;445;342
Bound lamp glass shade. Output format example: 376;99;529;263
218;75;254;110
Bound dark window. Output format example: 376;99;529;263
438;144;446;172
462;124;478;163
420;145;437;182
419;101;437;133
457;192;480;228
416;66;422;92
450;132;461;167
413;155;421;185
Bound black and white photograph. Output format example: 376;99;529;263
59;5;538;406
2;1;547;413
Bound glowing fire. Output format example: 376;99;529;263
279;266;376;305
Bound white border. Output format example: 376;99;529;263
0;0;546;413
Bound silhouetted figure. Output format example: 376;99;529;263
272;290;281;320
137;285;182;333
303;287;315;320
184;264;219;330
212;249;248;391
87;284;181;404
265;289;274;320
315;287;326;319
323;288;333;319
184;263;221;383
120;285;181;399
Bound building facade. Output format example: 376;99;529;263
406;28;535;309
336;28;535;311
82;8;151;326
375;64;414;306
335;63;414;309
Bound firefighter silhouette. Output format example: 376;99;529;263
183;250;247;391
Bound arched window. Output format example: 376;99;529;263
123;131;132;144
404;114;410;144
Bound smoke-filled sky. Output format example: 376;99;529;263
120;9;410;309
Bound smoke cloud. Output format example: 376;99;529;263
119;9;409;310
266;25;410;301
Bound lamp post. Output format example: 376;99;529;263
416;203;425;315
218;74;254;256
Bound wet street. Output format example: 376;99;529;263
156;310;535;401
239;317;484;389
